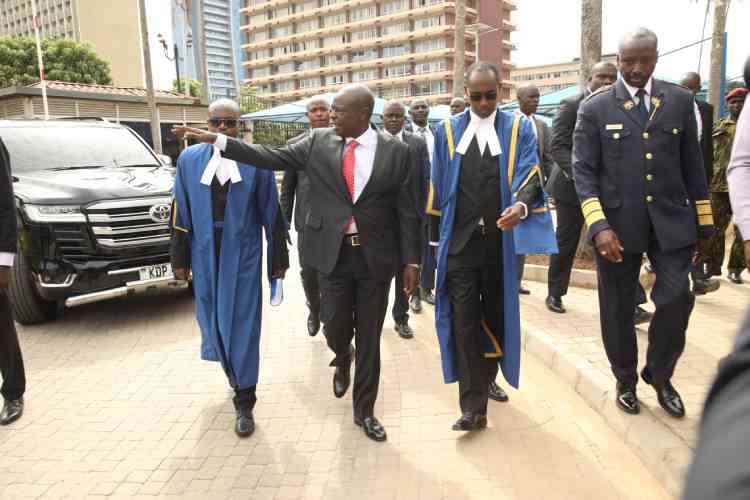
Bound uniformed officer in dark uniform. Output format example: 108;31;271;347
573;28;713;418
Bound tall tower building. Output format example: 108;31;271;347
239;0;516;104
197;0;243;100
0;0;144;88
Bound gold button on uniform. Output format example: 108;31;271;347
613;133;621;139
646;195;654;203
646;174;653;181
642;132;649;139
673;128;679;134
646;153;653;160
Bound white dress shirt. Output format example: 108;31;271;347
199;145;242;186
345;126;378;233
414;124;435;164
456;109;502;157
0;252;14;267
621;77;654;111
728;100;750;239
386;129;404;142
694;101;703;141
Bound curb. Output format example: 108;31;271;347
523;263;657;291
522;327;689;498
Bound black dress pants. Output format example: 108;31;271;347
297;231;320;319
391;269;409;324
233;387;257;412
548;201;585;298
595;231;694;388
319;243;390;420
0;290;25;401
445;231;504;415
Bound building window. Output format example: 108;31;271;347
271;25;291;38
299;77;321;89
415;59;447;74
299;58;321;70
384;64;410;77
430;81;446;93
276;62;295;74
351;5;377;21
381;21;410;36
414;37;446;53
252;66;271;78
296;19;318;33
299;39;320;51
352;28;377;41
353;69;378;82
323;13;346;27
250;13;265;25
326;73;348;85
250;50;267;61
322;0;339;5
381;86;410;98
274;6;291;18
415;15;443;29
272;44;296;56
324;53;347;65
276;81;294;92
383;44;409;57
351;49;378;62
323;34;347;47
381;0;406;15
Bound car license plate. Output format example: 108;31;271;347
138;263;173;281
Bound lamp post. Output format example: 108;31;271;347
465;23;501;63
158;33;191;96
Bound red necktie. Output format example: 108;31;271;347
342;139;358;232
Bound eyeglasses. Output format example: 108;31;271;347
208;118;239;128
468;91;498;102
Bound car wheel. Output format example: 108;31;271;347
7;251;59;325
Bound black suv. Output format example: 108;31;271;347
4;119;185;324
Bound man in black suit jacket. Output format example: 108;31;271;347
174;85;421;442
280;96;331;337
545;62;617;313
381;100;431;339
0;137;25;426
680;71;721;294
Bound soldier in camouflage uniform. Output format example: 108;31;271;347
701;88;747;283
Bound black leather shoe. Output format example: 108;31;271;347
642;370;685;418
234;408;255;438
488;381;509;402
424;290;436;305
545;296;565;314
0;398;23;425
307;312;321;337
354;416;387;442
333;365;351;398
728;271;744;284
452;412;488;431
518;285;531;295
693;277;720;295
409;294;422;313
615;383;640;415
395;321;414;339
633;306;653;325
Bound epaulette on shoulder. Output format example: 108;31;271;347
583;84;613;103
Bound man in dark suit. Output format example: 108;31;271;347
0;137;25;426
174;84;421;442
680;71;721;294
545;62;617;313
408;98;438;309
574;28;713;418
514;84;554;295
280;96;331;337
381;101;431;339
450;97;467;116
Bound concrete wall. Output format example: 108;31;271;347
77;0;144;88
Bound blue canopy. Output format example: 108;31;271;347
242;93;452;125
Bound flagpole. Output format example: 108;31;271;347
30;0;49;120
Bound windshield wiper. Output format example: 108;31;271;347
47;165;109;171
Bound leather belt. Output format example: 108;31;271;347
343;234;361;247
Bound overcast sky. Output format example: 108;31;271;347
512;0;748;84
146;0;748;90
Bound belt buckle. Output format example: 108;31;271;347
350;235;361;247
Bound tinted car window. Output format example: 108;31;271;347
1;125;159;173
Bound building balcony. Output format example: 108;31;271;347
501;18;516;31
241;2;476;39
242;25;473;68
504;0;518;11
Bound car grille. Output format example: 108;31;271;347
51;224;93;260
85;197;172;249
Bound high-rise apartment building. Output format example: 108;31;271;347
197;0;243;99
0;0;144;88
240;0;516;104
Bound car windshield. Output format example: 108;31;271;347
1;124;159;173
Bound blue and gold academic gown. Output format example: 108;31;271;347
427;110;557;388
171;144;285;390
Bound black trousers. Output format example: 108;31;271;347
391;269;409;324
319;243;390;419
297;232;320;318
446;231;505;415
548;201;585;298
0;290;25;401
595;231;695;388
233;386;257;412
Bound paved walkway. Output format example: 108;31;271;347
0;258;671;499
518;272;749;449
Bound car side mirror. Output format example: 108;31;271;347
157;154;172;167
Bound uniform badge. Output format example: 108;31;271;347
605;124;624;130
623;100;634;110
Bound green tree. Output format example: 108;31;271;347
172;78;202;97
0;37;112;88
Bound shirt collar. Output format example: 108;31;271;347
346;126;378;147
386;129;404;141
199;145;242;186
621;77;653;101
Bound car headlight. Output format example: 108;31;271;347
23;204;86;223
